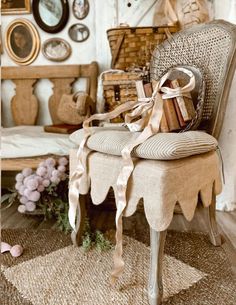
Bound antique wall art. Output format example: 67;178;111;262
68;23;90;42
1;0;31;15
72;0;89;20
32;0;69;33
42;38;71;61
5;19;40;65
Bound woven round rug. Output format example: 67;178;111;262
1;229;236;305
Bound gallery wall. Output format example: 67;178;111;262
1;0;157;69
2;0;234;68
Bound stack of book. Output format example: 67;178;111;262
135;79;196;132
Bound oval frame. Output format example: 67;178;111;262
42;38;71;62
5;19;40;66
32;0;69;33
68;23;90;42
72;0;90;20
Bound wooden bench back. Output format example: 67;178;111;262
2;62;99;125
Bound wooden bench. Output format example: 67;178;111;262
2;62;99;171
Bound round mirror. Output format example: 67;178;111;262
38;0;63;27
33;0;69;33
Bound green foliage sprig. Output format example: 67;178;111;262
82;218;113;252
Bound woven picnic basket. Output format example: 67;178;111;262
103;71;143;122
107;25;179;70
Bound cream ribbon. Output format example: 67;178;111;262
69;67;195;284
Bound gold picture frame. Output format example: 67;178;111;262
5;19;40;65
1;0;31;15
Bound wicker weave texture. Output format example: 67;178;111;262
151;21;235;123
103;72;142;122
107;26;178;70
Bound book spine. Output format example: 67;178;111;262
160;112;169;132
170;79;195;122
173;98;187;127
163;98;180;131
143;82;153;98
169;80;187;128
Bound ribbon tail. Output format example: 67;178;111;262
110;93;164;284
69;100;140;234
68;140;91;233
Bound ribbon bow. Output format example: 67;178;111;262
69;67;195;284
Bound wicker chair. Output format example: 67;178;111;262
69;20;236;305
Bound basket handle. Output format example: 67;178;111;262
111;33;125;68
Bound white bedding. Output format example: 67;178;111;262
1;126;77;158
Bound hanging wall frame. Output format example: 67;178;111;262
5;19;40;65
72;0;89;20
68;23;90;42
32;0;69;33
1;0;31;15
42;38;71;62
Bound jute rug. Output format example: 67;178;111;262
1;229;236;305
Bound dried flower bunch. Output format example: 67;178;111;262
1;157;71;232
2;157;114;247
15;157;68;214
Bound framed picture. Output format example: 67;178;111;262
5;19;40;65
72;0;89;20
68;23;90;42
42;38;71;62
32;0;69;33
1;0;31;15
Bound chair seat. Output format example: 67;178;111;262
70;127;218;160
70;149;222;231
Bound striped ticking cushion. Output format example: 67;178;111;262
70;128;218;160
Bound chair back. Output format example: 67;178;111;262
151;20;236;138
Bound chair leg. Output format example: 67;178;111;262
148;229;167;305
206;194;221;246
71;194;87;246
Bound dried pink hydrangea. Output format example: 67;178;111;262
16;156;69;213
15;173;24;182
58;157;68;166
25;201;36;212
25;178;39;191
22;168;33;177
45;158;56;167
19;196;28;205
18;205;26;213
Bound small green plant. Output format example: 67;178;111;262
95;230;113;252
81;218;113;252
